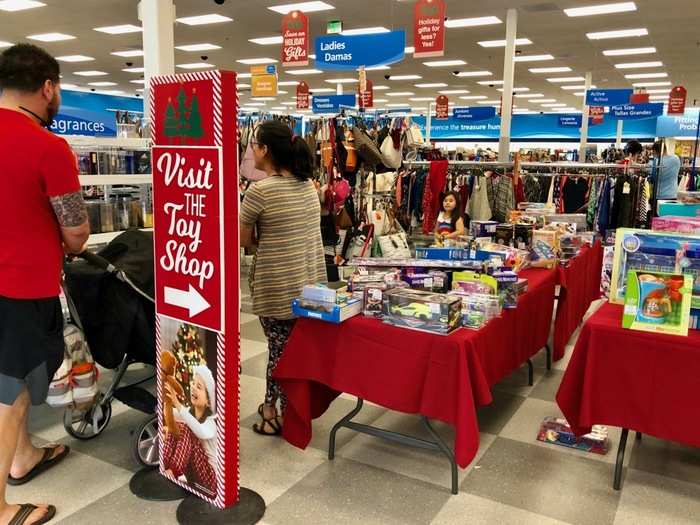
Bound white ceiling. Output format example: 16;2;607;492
1;0;698;114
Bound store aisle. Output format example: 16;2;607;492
16;298;700;525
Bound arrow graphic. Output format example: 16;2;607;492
164;284;211;317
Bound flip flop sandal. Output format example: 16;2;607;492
8;446;70;486
8;504;56;525
252;413;282;436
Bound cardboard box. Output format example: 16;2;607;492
384;289;462;335
292;298;362;324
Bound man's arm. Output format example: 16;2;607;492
49;191;89;254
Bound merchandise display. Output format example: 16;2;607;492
537;417;609;455
383;288;462;335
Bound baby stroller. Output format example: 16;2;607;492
63;229;159;468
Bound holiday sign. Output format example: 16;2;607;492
413;0;446;58
435;95;449;120
358;79;373;109
150;70;240;509
589;106;605;125
282;10;309;67
296;81;310;109
668;86;687;115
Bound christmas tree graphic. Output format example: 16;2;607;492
162;85;205;142
170;323;206;402
163;97;178;138
188;88;204;139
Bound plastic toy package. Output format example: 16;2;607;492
452;271;498;295
383;288;462;335
403;270;449;293
448;291;502;329
362;284;387;318
537;417;609;455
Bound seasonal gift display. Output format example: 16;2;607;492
384;288;462;335
537;417;609;455
622;270;693;336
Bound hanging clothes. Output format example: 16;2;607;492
523;174;541;203
421;160;449;234
610;175;638;229
466;176;492;221
562;177;589;213
586;179;599;228
490;173;515;223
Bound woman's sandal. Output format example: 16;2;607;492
8;446;70;486
7;504;55;525
252;404;282;436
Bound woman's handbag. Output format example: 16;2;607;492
377;231;411;259
352;127;383;166
380;133;402;169
365;171;396;193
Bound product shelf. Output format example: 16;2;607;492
66;136;151;150
80;174;152;186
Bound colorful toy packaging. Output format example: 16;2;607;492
448;291;502;329
362;284;386;318
292;297;362;324
622;270;693;336
493;270;519;308
383;289;462;335
452;271;498;295
652;216;700;235
537;417;609;455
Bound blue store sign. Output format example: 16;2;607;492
656;110;700;137
312;94;356;113
609;103;664;120
51;89;143;137
558;114;583;128
315;30;405;70
453;106;496;121
585;88;633;106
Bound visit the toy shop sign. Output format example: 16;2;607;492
150;70;240;509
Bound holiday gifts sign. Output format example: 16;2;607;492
359;79;373;109
413;0;446;58
436;95;449;120
282;10;309;67
296;81;310;109
668;86;687;115
150;70;240;509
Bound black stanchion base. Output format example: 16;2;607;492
129;468;188;501
176;488;266;525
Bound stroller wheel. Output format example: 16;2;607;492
63;399;112;440
132;415;159;468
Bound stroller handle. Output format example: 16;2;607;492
78;250;116;273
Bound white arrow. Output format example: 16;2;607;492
164;284;211;317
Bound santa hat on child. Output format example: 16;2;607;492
193;365;216;414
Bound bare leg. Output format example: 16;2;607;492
10;404;65;480
0;389;51;525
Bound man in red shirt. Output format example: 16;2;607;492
0;44;89;525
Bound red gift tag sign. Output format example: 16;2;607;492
358;79;374;109
630;92;649;104
668;86;687;115
413;0;446;58
282;10;309;67
296;81;310;109
589;106;604;125
153;145;224;333
436;95;449;120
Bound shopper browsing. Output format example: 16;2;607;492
434;191;465;245
0;44;89;525
651;140;681;200
240;121;326;436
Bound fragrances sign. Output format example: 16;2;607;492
413;0;446;58
282;10;309;67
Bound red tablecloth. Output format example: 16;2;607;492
274;267;557;468
552;241;604;361
556;302;700;447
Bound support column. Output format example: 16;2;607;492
616;120;624;146
426;103;434;143
336;83;343;95
579;72;592;162
498;8;517;162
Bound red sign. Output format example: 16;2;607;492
150;70;240;509
436;95;449;119
413;0;446;58
296;81;310;109
668;86;687;115
282;10;309;67
359;79;374;109
589;105;604;125
630;92;650;104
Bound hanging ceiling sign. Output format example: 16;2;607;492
282;10;309;67
585;88;633;106
296;81;310;109
413;0;446;58
435;95;449;120
630;92;649;104
250;65;277;97
312;94;356;114
453;106;495;121
359;79;374;109
589;106;605;125
609;103;664;120
667;86;687;115
315;30;405;70
656;110;699;137
558;114;583;128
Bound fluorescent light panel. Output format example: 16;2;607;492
476;100;500;104
455;71;492;77
177;63;216;69
615;61;663;69
423;59;467;67
515;93;545;98
96;90;124;95
477;80;504;85
249;36;283;45
459;95;488;100
514;54;554;62
267;2;335;14
586;28;648;40
624;72;667;79
0;0;45;12
325;78;357;84
176;14;233;26
478;38;532;48
439;89;470;94
278;81;299;86
415;83;448;88
564;2;636;17
87;81;117;87
176;43;222;51
122;67;144;73
73;70;108;76
405;46;415;53
60;83;78;89
372;85;389;90
27;32;74;41
603;46;656;56
497;87;530;92
56;55;94;63
561;84;596;90
0;41;12;48
445;16;501;28
529;66;572;73
94;24;141;34
387;92;414;96
309;88;335;92
389;74;421;80
541;103;567;107
111;49;144;57
386;103;410;107
341;27;389;36
287;68;322;75
547;76;586;83
537;99;557;103
237;57;277;65
410;97;435;101
130;80;145;85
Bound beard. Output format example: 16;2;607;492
45;93;60;127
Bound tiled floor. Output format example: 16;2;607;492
14;290;700;525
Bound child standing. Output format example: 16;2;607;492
434;191;465;245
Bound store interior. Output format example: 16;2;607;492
2;0;700;524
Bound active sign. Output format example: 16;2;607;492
453;106;496;121
315;30;405;70
585;88;633;106
609;103;664;120
150;70;240;509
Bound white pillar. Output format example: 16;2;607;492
138;0;176;130
336;83;343;95
616;120;624;146
498;8;517;162
579;71;592;162
426;103;434;143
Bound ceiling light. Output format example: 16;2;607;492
373;85;390;90
529;66;572;73
56;55;94;63
389;74;422;80
74;70;108;77
237;57;277;65
122;67;144;73
643;88;671;94
341;27;389;36
309;87;334;92
537;99;557;103
267;2;335;14
60;83;78;89
278;81;299;86
176;43;222;52
373;98;388;103
410;97;435;102
243;102;266;107
387;103;411;108
561;84;597;90
130;80;145;85
0;41;12;48
455;71;492;77
615;61;663;69
478;38;532;48
88;81;117;87
325;78;358;84
416;83;448;88
459;95;488;100
565;2;636;17
248;36;283;45
586;28;648;40
423;59;467;67
445;16;502;28
514;54;555;62
177;63;216;69
309;54;316;59
405;46;415;53
603;46;656;56
624;72;667;79
498;87;529;92
237;83;251;88
547;76;586;83
515;93;545;98
94;24;141;34
287;68;322;75
270;107;286;111
439;89;470;94
237;73;253;79
573;92;585;96
176;14;233;26
280;102;297;106
111;49;144;57
476;100;501;105
477;80;504;85
387;92;414;96
632;81;670;88
541;103;567;107
27;32;75;42
252;97;276;101
362;65;391;71
96;90;124;95
647;95;668;100
0;0;44;12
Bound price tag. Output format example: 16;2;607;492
623;182;631;195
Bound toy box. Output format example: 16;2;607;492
537;417;609;455
493;270;519;308
415;247;468;261
302;282;349;304
544;213;588;233
448;291;502;329
403;270;449;293
658;202;700;218
495;224;514;246
292;297;362;323
452;271;498;295
383;289;462;335
622;270;693;337
514;223;534;249
470;220;498;238
652;216;700;235
362;285;386;318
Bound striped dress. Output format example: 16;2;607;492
241;175;326;320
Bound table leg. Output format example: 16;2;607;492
545;344;552;370
613;428;629;490
526;359;534;386
421;417;458;495
328;397;364;460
